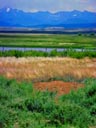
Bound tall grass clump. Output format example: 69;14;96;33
0;76;96;128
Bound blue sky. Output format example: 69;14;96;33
0;0;96;12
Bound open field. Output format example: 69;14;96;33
0;57;96;81
0;34;96;49
0;33;96;128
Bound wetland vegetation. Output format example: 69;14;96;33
0;34;96;49
0;49;96;58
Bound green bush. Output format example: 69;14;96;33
78;33;82;36
0;76;96;128
90;33;95;36
49;103;90;128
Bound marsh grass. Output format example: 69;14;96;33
0;50;96;58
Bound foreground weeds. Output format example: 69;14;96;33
0;76;96;128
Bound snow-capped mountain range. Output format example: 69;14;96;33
0;8;96;29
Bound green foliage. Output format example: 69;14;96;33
90;33;95;36
49;103;90;128
0;49;96;58
0;34;96;49
0;76;96;128
78;33;82;36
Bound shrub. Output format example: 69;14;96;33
78;33;82;36
49;103;90;128
0;76;96;128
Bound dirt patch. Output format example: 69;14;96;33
34;81;84;96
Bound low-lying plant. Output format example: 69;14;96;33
0;76;96;128
0;49;96;58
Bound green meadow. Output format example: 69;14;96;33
0;34;96;49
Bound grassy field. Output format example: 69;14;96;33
0;57;96;81
0;34;96;49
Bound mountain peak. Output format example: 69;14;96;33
72;10;81;13
0;7;12;13
6;7;11;12
36;11;50;14
0;7;22;13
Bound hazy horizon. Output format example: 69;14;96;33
0;0;96;13
1;7;96;13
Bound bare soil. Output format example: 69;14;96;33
34;81;84;95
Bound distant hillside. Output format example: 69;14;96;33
0;8;96;28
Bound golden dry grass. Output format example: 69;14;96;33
0;57;96;81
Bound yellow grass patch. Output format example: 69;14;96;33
0;57;96;81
